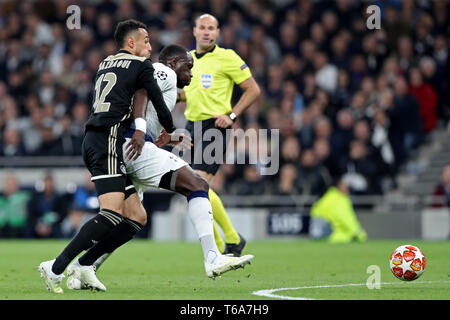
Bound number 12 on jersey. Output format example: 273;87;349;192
93;72;117;113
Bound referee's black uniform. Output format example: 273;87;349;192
82;49;176;197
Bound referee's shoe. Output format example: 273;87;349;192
224;233;246;257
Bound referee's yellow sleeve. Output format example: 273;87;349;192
222;49;252;85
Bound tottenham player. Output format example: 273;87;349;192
38;19;177;293
65;45;254;291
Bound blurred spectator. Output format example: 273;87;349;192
353;119;372;146
383;5;410;49
61;172;98;238
349;54;368;90
408;66;438;134
333;69;352;108
300;39;317;74
431;165;450;208
313;138;333;175
313;116;332;142
265;64;283;101
279;22;299;56
70;101;89;137
297;107;315;148
362;33;387;75
280;135;301;167
0;174;31;238
32;42;53;75
53;115;83;156
349;90;368;120
274;163;299;195
27;173;68;238
17;105;43;154
389;76;423;162
372;108;396;185
249;23;281;65
296;149;331;196
32;118;62;156
1;125;27;156
314;51;338;93
330;108;354;171
360;76;378;115
339;140;381;195
396;35;415;72
232;165;267;196
95;13;115;44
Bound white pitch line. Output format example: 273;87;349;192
252;280;450;300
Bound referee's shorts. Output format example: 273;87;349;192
185;118;232;176
82;126;136;198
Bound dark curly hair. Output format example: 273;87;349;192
114;19;147;48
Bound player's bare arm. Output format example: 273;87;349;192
213;76;261;128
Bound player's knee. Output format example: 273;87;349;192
131;210;147;226
124;204;147;226
134;206;147;226
136;212;147;227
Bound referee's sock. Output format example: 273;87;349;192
78;217;143;267
51;209;123;275
208;189;240;244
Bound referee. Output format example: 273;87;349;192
179;14;261;256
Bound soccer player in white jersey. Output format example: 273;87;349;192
66;45;254;291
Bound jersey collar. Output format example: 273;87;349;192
118;49;133;55
194;45;217;59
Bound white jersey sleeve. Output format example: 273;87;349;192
145;62;178;141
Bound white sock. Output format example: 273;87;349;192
201;236;220;263
188;196;221;261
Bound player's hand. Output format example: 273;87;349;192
212;115;233;128
125;130;145;161
155;129;192;150
155;129;172;147
170;131;192;150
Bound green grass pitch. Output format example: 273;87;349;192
0;239;449;300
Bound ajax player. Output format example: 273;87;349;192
66;45;254;291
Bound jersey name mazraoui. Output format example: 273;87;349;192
86;50;176;133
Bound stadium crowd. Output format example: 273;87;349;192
0;0;449;238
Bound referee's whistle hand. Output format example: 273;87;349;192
125;130;145;161
212;115;233;128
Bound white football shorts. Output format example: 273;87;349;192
123;139;188;200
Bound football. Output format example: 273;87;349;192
389;245;426;281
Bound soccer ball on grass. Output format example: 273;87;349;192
389;244;426;281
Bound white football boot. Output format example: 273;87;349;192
66;259;88;290
79;264;107;291
38;259;64;294
205;251;254;279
